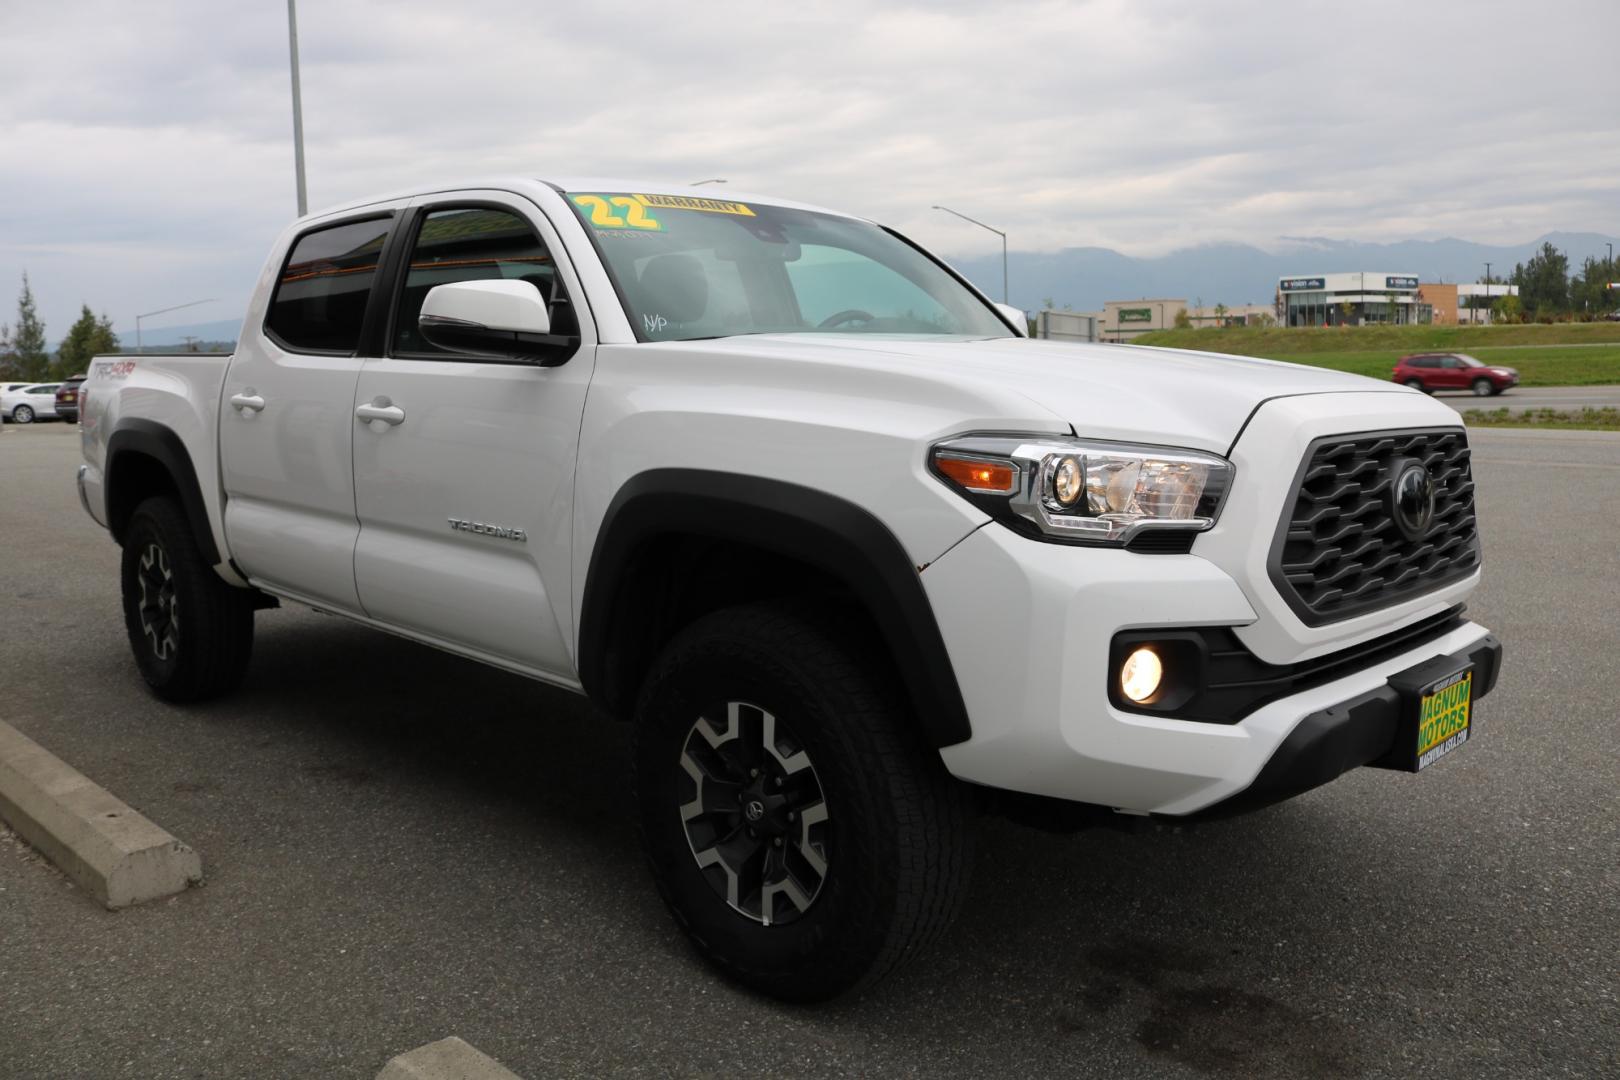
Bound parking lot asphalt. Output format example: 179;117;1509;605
1;421;1616;1079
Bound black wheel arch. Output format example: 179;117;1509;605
105;418;220;565
577;469;973;748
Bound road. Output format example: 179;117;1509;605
1436;383;1620;413
1;422;1616;1079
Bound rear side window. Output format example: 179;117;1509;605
266;218;391;353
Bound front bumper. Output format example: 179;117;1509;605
922;522;1499;815
1190;633;1501;818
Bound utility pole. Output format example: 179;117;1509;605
287;0;308;216
932;205;1008;303
135;298;216;355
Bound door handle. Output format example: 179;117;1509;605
229;391;265;413
356;398;406;426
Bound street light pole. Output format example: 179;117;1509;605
135;298;217;355
932;205;1007;303
287;0;308;216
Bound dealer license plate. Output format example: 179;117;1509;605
1415;670;1473;770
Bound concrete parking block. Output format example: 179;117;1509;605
377;1036;524;1080
0;720;201;908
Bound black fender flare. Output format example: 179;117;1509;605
105;418;220;565
577;469;972;748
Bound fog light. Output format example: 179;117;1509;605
1120;647;1163;703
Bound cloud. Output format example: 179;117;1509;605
1;0;1616;333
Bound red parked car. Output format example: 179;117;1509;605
54;374;87;423
1392;353;1518;396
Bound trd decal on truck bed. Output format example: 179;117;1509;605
447;517;527;542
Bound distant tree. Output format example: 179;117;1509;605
0;321;14;380
1492;293;1523;324
1172;308;1192;329
52;305;121;378
1570;255;1619;320
11;273;49;381
1251;312;1276;328
1512;242;1570;317
1338;300;1355;325
1213;302;1229;326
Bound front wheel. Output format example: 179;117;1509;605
1472;378;1495;396
120;496;255;702
1403;378;1428;393
633;604;971;1002
12;405;33;424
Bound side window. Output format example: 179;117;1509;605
1412;357;1436;368
393;207;573;355
266;218;390;353
1440;356;1461;369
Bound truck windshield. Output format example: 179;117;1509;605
565;192;1014;342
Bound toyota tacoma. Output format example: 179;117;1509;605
76;178;1502;1001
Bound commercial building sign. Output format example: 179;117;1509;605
1117;307;1154;322
1386;276;1419;289
1279;277;1325;291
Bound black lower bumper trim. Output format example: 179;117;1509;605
1188;633;1503;820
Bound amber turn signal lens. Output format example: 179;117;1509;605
936;455;1017;494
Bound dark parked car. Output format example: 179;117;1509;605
55;375;87;423
1392;353;1518;396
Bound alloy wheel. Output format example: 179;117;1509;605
677;701;829;926
137;542;180;660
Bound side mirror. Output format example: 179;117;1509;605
419;280;576;364
995;302;1029;337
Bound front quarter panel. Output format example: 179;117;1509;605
571;340;1070;635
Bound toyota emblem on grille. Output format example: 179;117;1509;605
1391;460;1436;541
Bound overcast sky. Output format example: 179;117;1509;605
2;0;1616;337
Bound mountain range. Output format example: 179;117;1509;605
949;231;1620;314
99;231;1619;349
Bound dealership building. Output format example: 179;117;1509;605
1277;272;1430;326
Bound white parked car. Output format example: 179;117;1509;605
2;383;61;423
77;178;1502;1001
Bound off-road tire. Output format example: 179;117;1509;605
120;496;254;702
633;603;971;1002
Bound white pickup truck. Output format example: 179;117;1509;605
78;178;1501;1001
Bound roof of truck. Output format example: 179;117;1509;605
299;176;855;226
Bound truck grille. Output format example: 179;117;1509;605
1271;429;1479;624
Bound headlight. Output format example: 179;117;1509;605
930;435;1234;545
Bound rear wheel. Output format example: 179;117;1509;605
1472;378;1495;396
633;604;971;1002
120;496;254;702
1403;378;1428;393
12;404;33;424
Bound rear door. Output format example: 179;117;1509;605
349;190;596;681
219;209;402;611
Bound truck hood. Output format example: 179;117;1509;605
692;334;1408;454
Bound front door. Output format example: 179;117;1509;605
1436;355;1467;389
220;211;401;611
349;192;595;682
